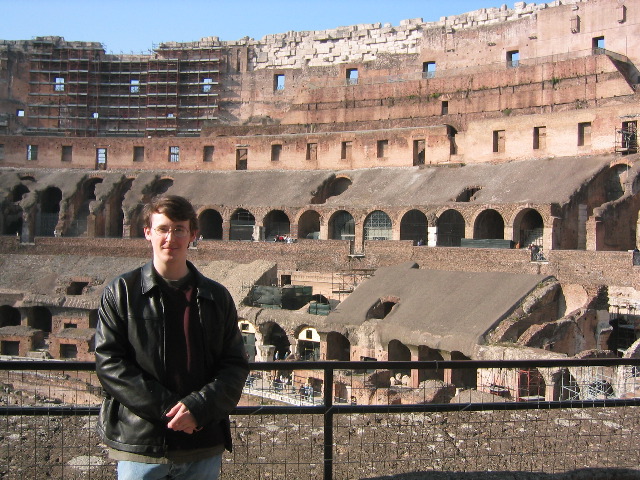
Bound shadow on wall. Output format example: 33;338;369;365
366;468;640;480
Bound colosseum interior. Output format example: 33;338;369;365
0;0;639;402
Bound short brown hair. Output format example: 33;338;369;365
142;195;198;232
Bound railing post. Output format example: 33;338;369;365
324;366;334;480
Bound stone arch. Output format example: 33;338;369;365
297;209;321;240
310;175;353;204
417;345;444;382
68;177;103;237
517;367;546;401
400;209;427;244
326;331;350;361
364;210;392;240
474;209;505;240
128;177;175;238
512;208;544;248
388;339;411;378
103;177;133;238
36;186;62;237
436;208;465;246
0;305;21;327
229;208;255;241
552;369;579;401
260;322;290;361
264;210;291;241
3;184;29;235
329;210;355;240
239;319;257;362
366;296;399;320
450;351;476;388
198;208;223;239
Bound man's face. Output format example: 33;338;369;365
144;213;196;267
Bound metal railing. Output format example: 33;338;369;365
2;358;640;479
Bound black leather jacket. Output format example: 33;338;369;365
95;261;249;456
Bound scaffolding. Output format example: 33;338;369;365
331;268;374;301
25;39;221;138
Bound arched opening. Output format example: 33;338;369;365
3;184;29;235
474;209;505;240
264;210;291;241
417;345;444;382
516;209;544;248
606;164;628;202
37;187;62;237
104;177;132;238
298;210;321;240
326;331;350;361
366;298;397;320
298;327;320;361
68;177;103;237
436;209;465;246
311;176;352;204
0;306;21;327
400;209;427;245
262;323;290;360
455;186;482;202
229;208;255;241
517;367;546;401
364;210;392;241
450;351;476;388
130;178;175;237
554;370;580;401
199;209;223;239
388;339;411;378
329;210;355;240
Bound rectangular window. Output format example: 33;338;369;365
377;140;388;158
169;146;180;163
493;130;505;153
1;340;19;356
341;141;352;160
533;126;546;150
274;74;285;91
621;121;637;154
96;148;107;169
578;122;592;146
592;36;605;52
422;61;436;79
27;144;38;161
441;100;449;115
60;343;78;359
0;144;4;161
236;148;248;170
346;68;358;85
16;109;25;117
306;142;317;161
202;78;213;93
54;77;65;92
507;51;520;68
413;139;425;166
133;146;144;162
271;144;282;162
61;145;72;162
203;146;214;162
130;79;140;93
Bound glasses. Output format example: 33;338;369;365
153;225;190;238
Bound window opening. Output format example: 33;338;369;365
203;146;214;162
306;143;317;161
346;68;358;85
236;148;248;170
493;130;505;153
54;77;65;92
533;126;546;150
27;144;38;161
341;141;352;160
422;61;436;79
592;36;605;53
130;79;140;93
169;146;180;163
0;144;4;161
441;100;449;115
507;50;520;68
96;148;107;169
377;140;388;158
17;109;25;117
61;145;72;162
413;139;425;166
578;122;592;146
133;146;144;162
202;78;213;93
618;121;638;154
271;144;282;162
364;210;392;240
60;344;78;359
274;74;285;91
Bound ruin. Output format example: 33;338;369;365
0;0;639;402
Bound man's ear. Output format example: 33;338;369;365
144;226;152;241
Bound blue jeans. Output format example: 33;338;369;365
117;454;222;480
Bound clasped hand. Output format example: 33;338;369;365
166;402;201;434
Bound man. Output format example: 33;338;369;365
95;195;249;480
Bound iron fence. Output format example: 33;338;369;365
1;358;640;479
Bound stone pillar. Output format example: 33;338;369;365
427;226;437;247
577;204;588;250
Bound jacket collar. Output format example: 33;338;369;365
141;260;214;301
